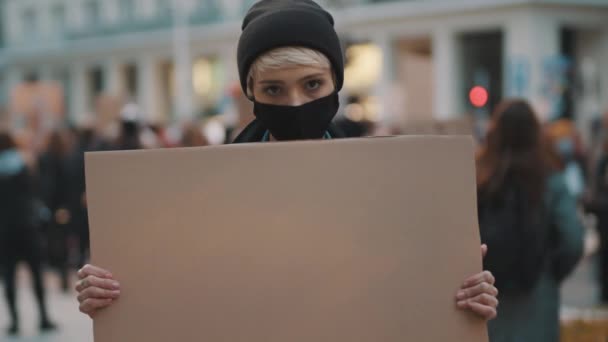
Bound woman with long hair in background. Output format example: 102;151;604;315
477;100;584;341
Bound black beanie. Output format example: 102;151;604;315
237;0;344;95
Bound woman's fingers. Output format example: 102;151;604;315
79;298;114;316
457;281;498;300
76;265;120;319
455;249;497;321
457;293;499;308
462;271;495;288
466;301;498;320
78;264;113;280
77;286;121;303
75;276;120;293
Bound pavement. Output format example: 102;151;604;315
0;270;93;342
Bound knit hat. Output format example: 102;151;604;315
237;0;344;95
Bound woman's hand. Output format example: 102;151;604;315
75;264;121;318
455;244;498;321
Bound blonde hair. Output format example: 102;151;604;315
247;47;332;98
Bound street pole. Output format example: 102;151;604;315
172;0;194;122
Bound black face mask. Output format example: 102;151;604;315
253;92;339;141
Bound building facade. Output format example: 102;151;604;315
0;0;607;136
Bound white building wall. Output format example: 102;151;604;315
38;3;52;42
433;27;462;120
2;0;608;127
104;0;122;25
137;55;163;123
600;30;608;113
575;28;607;141
69;62;88;122
67;0;86;33
137;0;157;19
372;34;399;125
105;58;125;97
5;1;23;45
503;8;560;120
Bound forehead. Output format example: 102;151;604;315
255;65;331;82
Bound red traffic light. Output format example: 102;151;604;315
469;86;489;108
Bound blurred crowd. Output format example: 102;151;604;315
1;95;608;338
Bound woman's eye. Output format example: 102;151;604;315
264;86;282;96
306;80;322;91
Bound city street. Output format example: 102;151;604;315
0;270;93;342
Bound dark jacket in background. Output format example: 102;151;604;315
0;149;42;261
38;152;71;215
486;173;584;342
586;154;608;302
37;151;72;267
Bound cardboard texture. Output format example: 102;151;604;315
85;136;488;342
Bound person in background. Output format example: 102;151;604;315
585;109;608;304
333;95;374;138
546;119;588;200
181;123;209;147
477;100;584;342
149;123;174;148
112;103;145;151
38;129;73;292
67;121;108;268
0;131;57;336
225;83;255;144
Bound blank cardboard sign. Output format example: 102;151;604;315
85;136;488;342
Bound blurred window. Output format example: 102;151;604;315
89;66;104;97
157;0;173;16
51;4;66;33
120;0;136;20
84;0;102;27
21;7;38;39
125;64;138;98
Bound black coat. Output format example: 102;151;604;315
0;154;37;231
232;119;345;143
38;153;71;213
0;151;43;261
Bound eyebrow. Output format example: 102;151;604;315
298;73;326;82
258;80;284;85
258;73;327;85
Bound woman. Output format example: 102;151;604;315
477;100;584;341
0;131;56;335
75;0;498;323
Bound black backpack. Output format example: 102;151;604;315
478;186;551;295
